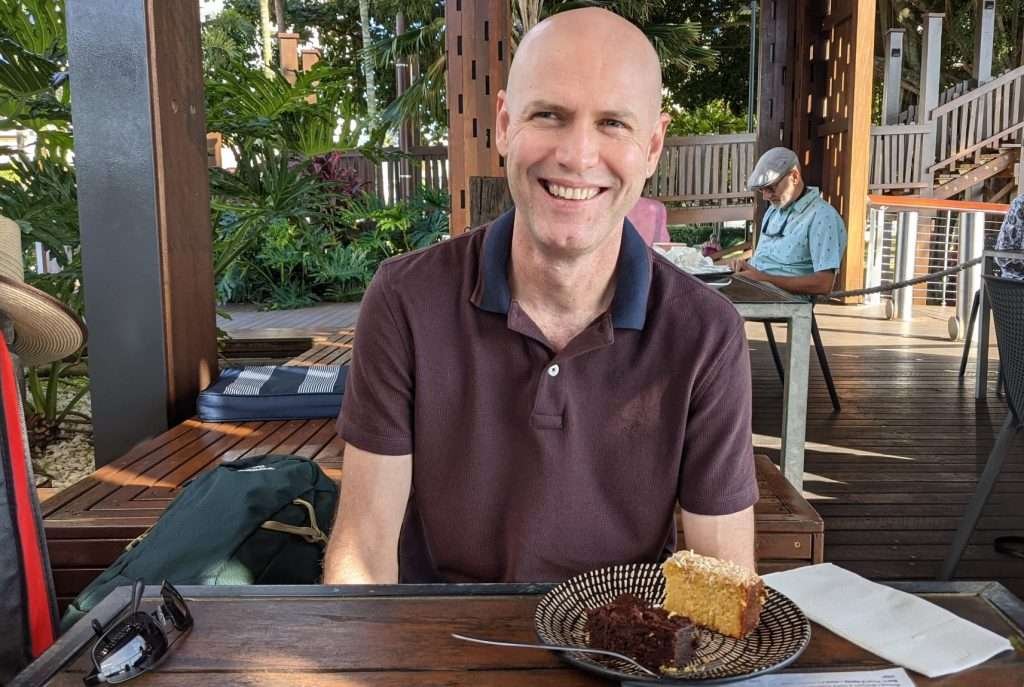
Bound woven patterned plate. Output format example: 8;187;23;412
534;563;810;684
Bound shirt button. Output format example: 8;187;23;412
547;364;560;377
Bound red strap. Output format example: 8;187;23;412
0;335;56;655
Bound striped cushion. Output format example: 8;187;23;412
197;365;348;422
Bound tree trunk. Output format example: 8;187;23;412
274;0;286;35
259;0;274;78
360;0;377;120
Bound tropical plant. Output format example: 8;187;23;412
0;0;72;158
371;0;717;134
666;99;747;137
23;354;91;455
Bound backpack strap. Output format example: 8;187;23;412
260;499;328;545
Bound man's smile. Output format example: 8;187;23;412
539;179;608;202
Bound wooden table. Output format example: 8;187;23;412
722;276;813;488
15;581;1023;686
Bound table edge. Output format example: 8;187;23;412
14;580;1022;687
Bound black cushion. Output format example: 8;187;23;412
197;364;349;422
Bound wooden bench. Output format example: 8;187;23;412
43;330;821;606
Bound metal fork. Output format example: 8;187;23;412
451;633;660;678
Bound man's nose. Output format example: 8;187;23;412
555;121;599;172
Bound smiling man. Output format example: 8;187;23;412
322;8;759;585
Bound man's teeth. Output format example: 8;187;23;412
546;182;600;200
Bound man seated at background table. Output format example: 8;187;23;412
322;8;759;586
730;147;847;296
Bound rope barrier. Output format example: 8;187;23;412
826;256;984;300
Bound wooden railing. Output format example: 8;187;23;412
897;79;972;125
645;133;756;203
930;65;1024;173
868;124;932;191
336;145;449;204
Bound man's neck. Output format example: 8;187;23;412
780;180;807;211
508;225;620;351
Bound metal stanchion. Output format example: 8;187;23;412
894;210;918;320
864;207;885;306
952;211;985;340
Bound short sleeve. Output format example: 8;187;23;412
336;263;415;455
677;319;759;515
809;207;847;273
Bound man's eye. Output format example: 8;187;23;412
533;111;558;120
601;119;627;129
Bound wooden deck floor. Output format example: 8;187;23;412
215;299;1023;597
749;302;1024;599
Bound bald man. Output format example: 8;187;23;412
323;8;758;585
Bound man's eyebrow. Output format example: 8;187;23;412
520;101;639;122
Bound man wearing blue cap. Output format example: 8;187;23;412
732;147;847;296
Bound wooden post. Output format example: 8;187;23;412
301;48;320;104
66;0;217;465
973;0;996;85
396;12;414;201
882;29;905;125
278;31;299;84
445;0;510;235
918;13;944;193
918;14;944;123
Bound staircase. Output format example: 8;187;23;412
925;65;1024;201
870;66;1024;202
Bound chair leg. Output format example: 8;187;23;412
958;290;981;377
810;314;841;412
764;322;785;383
938;414;1021;580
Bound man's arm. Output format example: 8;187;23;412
322;444;412;584
680;506;756;572
731;260;835;295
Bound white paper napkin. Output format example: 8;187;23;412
763;564;1014;677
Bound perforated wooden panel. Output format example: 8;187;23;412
445;0;510;235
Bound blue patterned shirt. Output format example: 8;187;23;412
996;194;1024;280
750;186;847;278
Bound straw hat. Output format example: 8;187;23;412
0;215;85;366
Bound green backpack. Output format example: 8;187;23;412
61;454;338;631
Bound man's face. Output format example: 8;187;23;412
495;35;668;258
759;168;802;208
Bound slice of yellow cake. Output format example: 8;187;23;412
661;550;765;639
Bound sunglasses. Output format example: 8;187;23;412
83;580;193;685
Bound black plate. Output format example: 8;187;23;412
534;563;811;684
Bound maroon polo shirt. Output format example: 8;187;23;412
337;209;758;583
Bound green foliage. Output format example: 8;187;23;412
668;225;746;248
666;99;748;136
214;185;448;309
24;356;91;456
0;0;72;158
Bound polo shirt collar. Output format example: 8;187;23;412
778;185;820;215
473;208;651;330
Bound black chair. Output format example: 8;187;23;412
958;288;1004;395
939;275;1024;580
763;301;841;412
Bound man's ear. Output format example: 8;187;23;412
645;112;671;177
495;89;510;156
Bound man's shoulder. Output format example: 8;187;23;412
649;254;744;331
377;225;484;283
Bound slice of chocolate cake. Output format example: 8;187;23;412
585;593;698;672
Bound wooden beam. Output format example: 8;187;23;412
666;206;754;224
445;0;509;235
839;0;877;298
67;0;216;465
